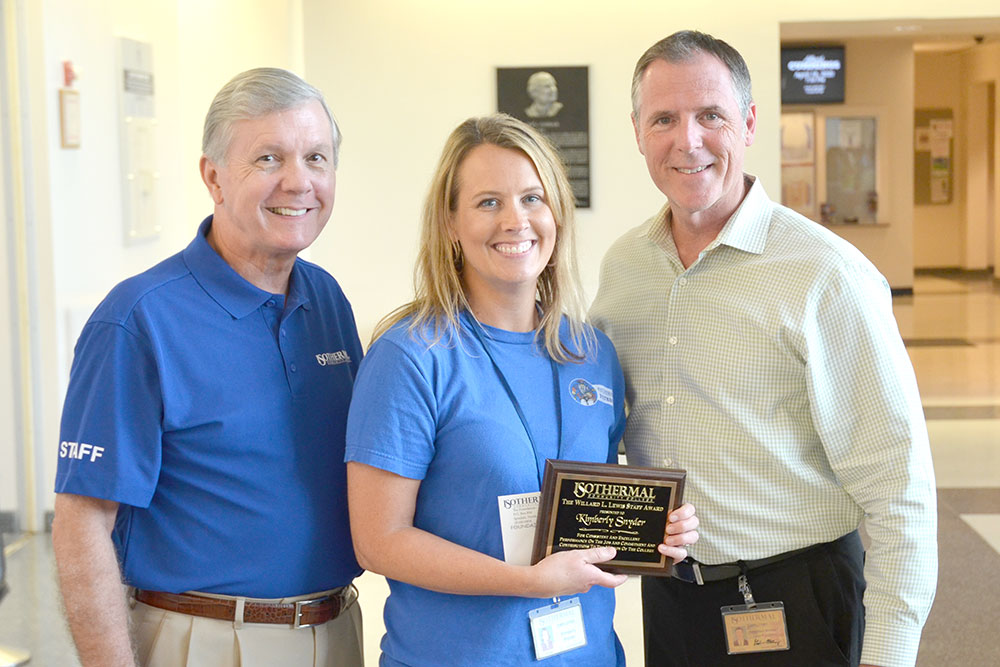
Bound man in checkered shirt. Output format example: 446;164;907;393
591;30;937;667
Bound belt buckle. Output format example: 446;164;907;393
674;558;705;585
293;596;328;629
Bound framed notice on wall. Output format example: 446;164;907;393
497;66;590;208
914;108;953;205
780;112;815;219
59;89;81;148
118;37;160;244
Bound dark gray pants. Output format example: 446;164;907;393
641;531;865;667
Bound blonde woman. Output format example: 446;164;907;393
345;114;697;666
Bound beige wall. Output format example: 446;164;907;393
24;0;306;523
965;42;1000;277
302;2;1000;340
965;80;992;270
0;54;17;514
2;0;60;530
914;51;966;267
813;39;916;288
914;43;1000;273
301;1;783;341
44;0;306;348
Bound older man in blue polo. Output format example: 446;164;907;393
52;68;364;667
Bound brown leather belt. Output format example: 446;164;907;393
133;587;354;628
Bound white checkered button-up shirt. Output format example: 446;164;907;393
590;176;937;667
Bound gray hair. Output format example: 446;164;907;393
202;67;341;167
631;30;752;120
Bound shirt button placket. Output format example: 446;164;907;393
666;334;677;407
276;311;297;394
661;271;687;463
665;273;687;414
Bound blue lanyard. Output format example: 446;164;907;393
466;315;563;489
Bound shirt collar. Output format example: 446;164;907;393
644;203;671;244
182;216;311;319
643;174;772;258
713;175;770;255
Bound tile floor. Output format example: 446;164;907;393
1;271;998;666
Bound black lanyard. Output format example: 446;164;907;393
466;315;563;489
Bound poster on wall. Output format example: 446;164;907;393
497;66;590;208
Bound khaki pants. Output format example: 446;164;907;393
130;588;364;667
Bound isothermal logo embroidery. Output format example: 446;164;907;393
59;441;106;462
315;350;351;366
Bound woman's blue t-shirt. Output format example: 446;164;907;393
346;313;627;666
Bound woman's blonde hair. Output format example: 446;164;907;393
373;113;593;362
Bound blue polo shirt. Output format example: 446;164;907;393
56;217;363;597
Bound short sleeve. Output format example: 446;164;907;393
55;320;164;507
605;337;627;464
345;336;438;480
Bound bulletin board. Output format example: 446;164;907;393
914;108;953;205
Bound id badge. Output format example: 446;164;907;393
720;601;790;654
497;492;541;565
529;597;587;660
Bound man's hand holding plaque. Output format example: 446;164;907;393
530;460;693;576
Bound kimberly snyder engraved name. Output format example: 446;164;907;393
576;512;649;529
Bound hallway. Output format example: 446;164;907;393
894;270;1000;665
1;271;998;666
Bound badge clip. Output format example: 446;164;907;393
720;571;790;654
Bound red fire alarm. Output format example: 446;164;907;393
63;61;77;87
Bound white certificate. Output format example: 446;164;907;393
497;491;541;565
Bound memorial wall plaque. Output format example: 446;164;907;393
497;66;590;208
